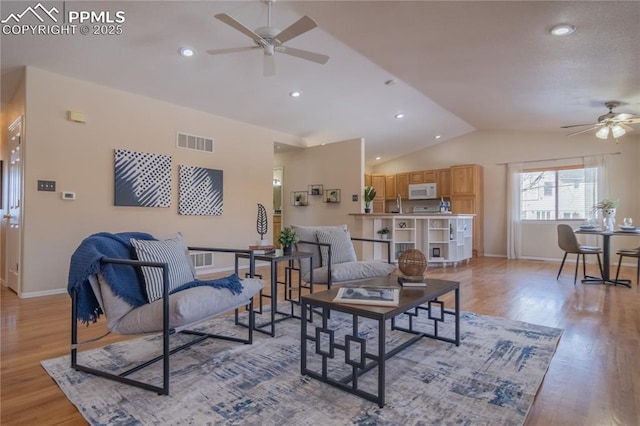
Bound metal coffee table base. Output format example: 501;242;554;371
301;291;459;407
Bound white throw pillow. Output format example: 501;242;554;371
315;227;357;266
131;234;195;303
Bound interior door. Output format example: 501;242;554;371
4;117;23;293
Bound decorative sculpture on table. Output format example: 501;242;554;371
397;249;427;281
256;203;268;244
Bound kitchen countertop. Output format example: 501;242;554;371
350;213;474;217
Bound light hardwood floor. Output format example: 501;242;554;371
1;257;639;425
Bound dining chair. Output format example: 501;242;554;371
556;224;604;284
614;246;640;285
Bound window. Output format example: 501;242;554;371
520;165;597;220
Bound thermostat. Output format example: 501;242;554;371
61;191;76;200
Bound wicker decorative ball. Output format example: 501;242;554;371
398;249;427;278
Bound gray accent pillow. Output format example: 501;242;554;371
131;234;195;303
291;225;349;277
315;227;357;266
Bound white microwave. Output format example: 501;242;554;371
408;183;437;200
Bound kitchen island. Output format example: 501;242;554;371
350;214;474;266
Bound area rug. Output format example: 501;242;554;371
42;310;562;425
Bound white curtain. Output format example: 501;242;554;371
583;154;610;221
506;162;524;259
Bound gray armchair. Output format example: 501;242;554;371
68;232;264;395
291;224;396;288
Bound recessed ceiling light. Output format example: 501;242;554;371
550;24;576;36
395;113;405;119
375;156;382;160
434;135;442;139
289;91;302;98
179;47;195;57
385;79;397;86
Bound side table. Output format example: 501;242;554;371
235;250;314;336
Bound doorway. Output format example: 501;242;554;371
4;116;23;294
273;167;283;247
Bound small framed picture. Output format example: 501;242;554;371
432;247;441;258
308;184;323;196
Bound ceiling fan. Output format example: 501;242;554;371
207;1;329;76
562;101;640;140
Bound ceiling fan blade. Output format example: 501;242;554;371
613;113;633;121
264;54;276;77
276;46;329;64
619;123;634;131
206;46;260;55
560;123;599;129
273;16;318;45
622;117;640;124
215;13;264;44
567;126;601;136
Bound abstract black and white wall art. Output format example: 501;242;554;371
179;166;223;215
114;149;171;207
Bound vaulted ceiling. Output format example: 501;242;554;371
2;1;639;166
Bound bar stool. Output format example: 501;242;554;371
614;247;640;285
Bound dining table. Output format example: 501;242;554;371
574;227;640;288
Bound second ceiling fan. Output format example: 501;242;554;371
562;101;640;140
207;1;329;76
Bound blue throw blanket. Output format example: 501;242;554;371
68;232;156;323
68;232;245;324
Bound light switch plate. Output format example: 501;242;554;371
37;180;56;191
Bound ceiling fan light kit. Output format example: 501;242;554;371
562;101;639;140
208;0;329;76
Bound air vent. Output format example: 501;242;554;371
190;251;214;269
177;132;214;153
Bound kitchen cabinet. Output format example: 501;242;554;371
437;169;451;198
409;172;424;184
372;200;385;213
385;175;396;200
451;164;479;196
450;164;483;256
396;173;409;199
423;170;437;183
371;174;386;199
371;174;386;213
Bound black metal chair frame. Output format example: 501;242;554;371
557;251;604;285
297;237;392;289
614;249;640;285
71;247;257;396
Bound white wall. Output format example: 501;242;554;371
14;66;301;296
374;130;640;262
275;138;364;232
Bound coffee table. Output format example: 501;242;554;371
300;275;460;407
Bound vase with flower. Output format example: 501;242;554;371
594;199;619;232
